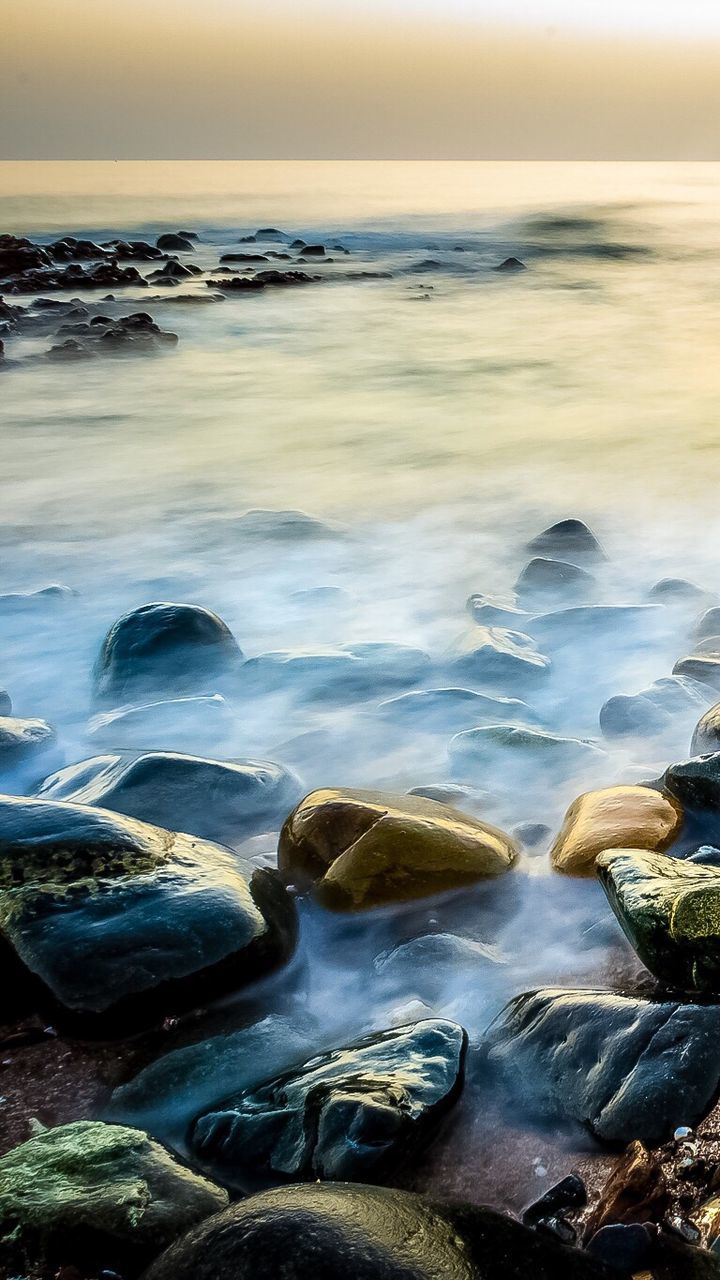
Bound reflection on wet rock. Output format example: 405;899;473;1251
279;787;518;910
188;1020;466;1187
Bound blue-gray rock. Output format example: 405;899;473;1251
649;578;713;605
36;751;302;844
188;1020;466;1188
93;603;244;704
377;687;539;734
87;694;235;753
695;608;720;643
692;703;720;755
526;519;606;564
234;508;346;540
0;794;297;1032
483;987;720;1145
673;655;720;693
143;1182;616;1280
527;605;662;652
375;933;503;1000
515;558;595;605
449;725;604;781
466;593;531;628
600;676;711;739
447;627;551;689
243;643;431;701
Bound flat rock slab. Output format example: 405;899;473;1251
0;794;297;1032
188;1019;466;1188
483;987;720;1145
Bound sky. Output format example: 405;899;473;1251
2;0;720;159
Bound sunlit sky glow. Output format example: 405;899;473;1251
2;0;720;159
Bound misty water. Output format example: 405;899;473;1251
3;160;720;1208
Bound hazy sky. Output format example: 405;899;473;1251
3;0;720;159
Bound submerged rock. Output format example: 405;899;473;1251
156;233;194;251
527;604;661;651
376;687;539;734
144;1182;614;1280
234;507;346;540
278;787;518;910
0;1120;227;1272
550;785;682;876
483;987;720;1145
448;626;551;689
597;849;720;992
375;932;503;998
0;715;57;772
243;643;431;701
465;592;530;627
600;676;711;739
692;703;720;755
37;751;302;844
87;693;235;752
649;577;714;605
494;256;527;272
674;655;720;693
514;557;595;604
93;602;244;704
0;793;297;1031
450;725;603;781
188;1020;466;1188
695;608;720;643
0;583;77;611
526;519;606;563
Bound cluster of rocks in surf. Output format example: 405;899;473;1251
8;517;720;1277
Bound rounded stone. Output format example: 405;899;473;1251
550;785;682;876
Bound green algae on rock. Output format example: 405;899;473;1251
278;787;518;911
0;1120;227;1273
0;793;297;1031
597;848;720;992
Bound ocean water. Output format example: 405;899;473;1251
2;160;720;1206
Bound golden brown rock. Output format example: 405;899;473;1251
584;1141;668;1239
550;785;682;877
278;787;518;910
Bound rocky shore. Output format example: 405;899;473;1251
5;504;720;1280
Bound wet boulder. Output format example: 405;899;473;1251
0;793;297;1031
465;592;530;627
526;519;606;564
87;693;235;752
0;715;57;772
278;787;518;910
550;785;682;876
674;654;720;693
0;1120;227;1274
447;626;551;689
188;1020;466;1188
514;557;595;605
143;1181;615;1280
483;987;720;1145
495;256;526;272
649;578;714;605
0;583;77;611
375;932;503;1000
37;750;303;844
600;676;711;740
663;753;720;814
0;234;53;276
695;608;720;643
527;604;662;653
93;602;244;704
597;848;720;992
450;725;604;783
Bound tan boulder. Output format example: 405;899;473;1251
550;784;682;876
278;787;518;910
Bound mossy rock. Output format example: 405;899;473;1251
0;1120;227;1273
597;848;720;991
278;788;518;911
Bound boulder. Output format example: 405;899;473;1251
526;520;606;564
243;643;431;702
465;592;530;627
156;233;194;251
550;785;682;876
375;932;503;999
494;256;527;272
514;558;595;604
527;605;661;652
448;626;551;689
278;787;518;910
143;1182;615;1280
0;1120;227;1272
597;848;720;992
0;583;77;611
483;987;720;1145
692;703;720;755
93;602;243;704
188;1020;466;1188
0;793;297;1031
450;725;603;782
695;608;720;643
663;753;720;813
233;507;346;540
600;676;711;739
649;578;713;604
37;751;303;844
